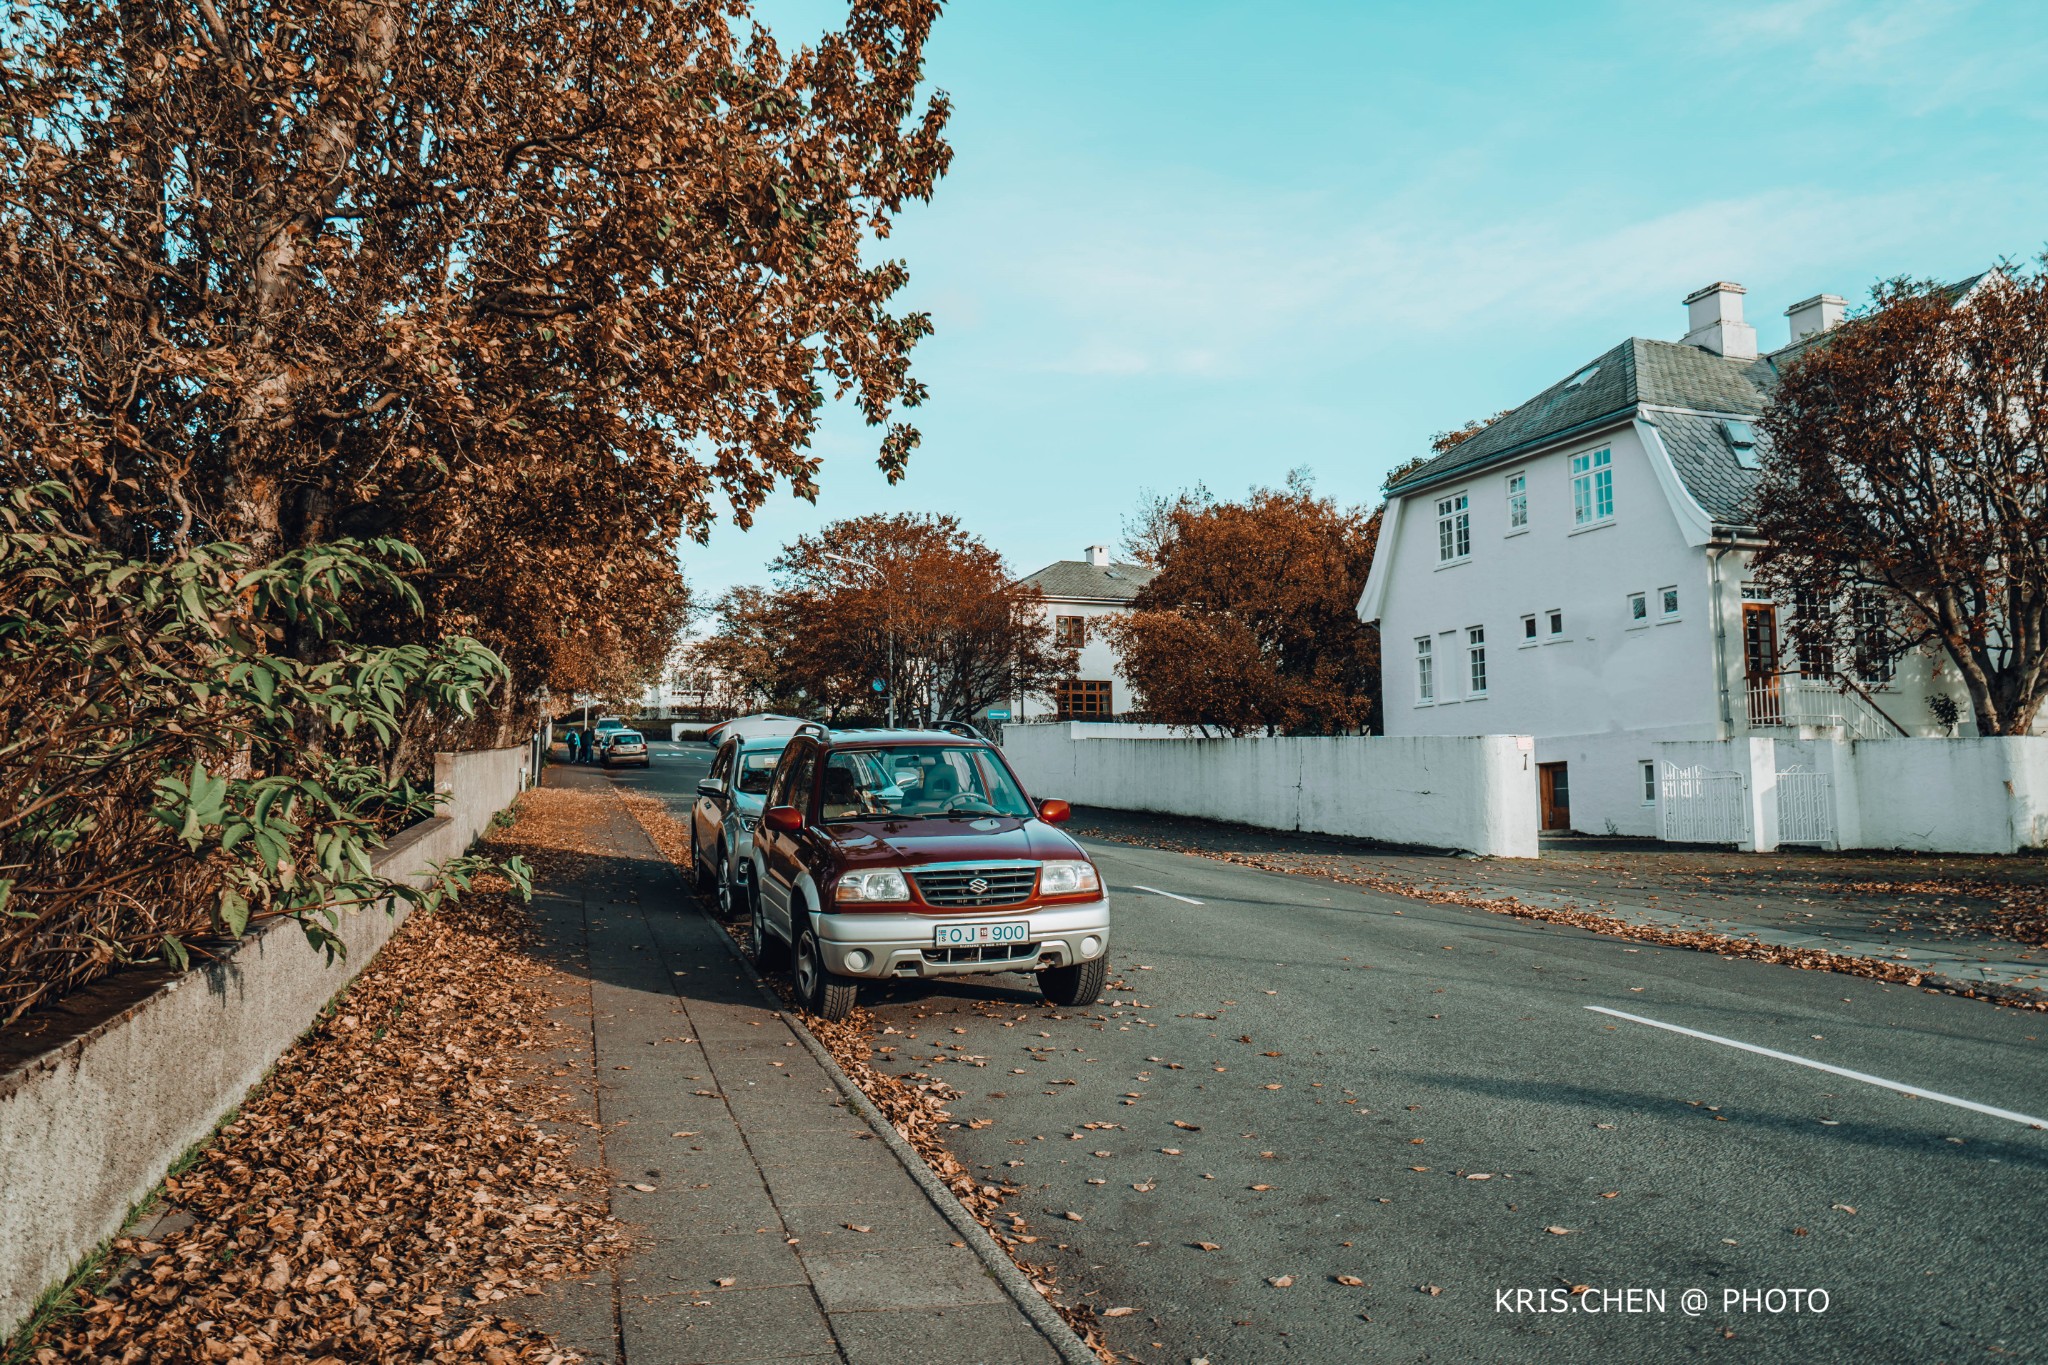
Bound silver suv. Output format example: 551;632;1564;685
689;734;793;916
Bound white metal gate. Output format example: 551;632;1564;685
1775;767;1837;846
1660;762;1749;845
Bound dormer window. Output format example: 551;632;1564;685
1724;419;1760;470
1565;364;1600;389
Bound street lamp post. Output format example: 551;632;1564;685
819;550;896;728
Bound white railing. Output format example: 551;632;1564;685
1746;677;1897;740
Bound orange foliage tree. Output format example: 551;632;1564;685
0;0;951;719
1102;473;1384;735
700;514;1076;722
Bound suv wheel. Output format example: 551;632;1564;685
749;886;788;971
794;923;857;1021
688;829;715;897
1039;956;1106;1008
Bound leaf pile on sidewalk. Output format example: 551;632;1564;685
616;792;1120;1362
24;844;623;1363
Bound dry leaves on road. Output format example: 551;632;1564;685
23;800;623;1364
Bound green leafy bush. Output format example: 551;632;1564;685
0;484;529;1030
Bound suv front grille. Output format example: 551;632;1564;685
922;941;1041;965
911;866;1038;907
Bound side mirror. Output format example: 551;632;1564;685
1037;798;1071;825
696;778;724;798
763;805;804;834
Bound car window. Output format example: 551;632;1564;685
735;751;781;795
616;731;642;743
767;743;815;811
708;742;734;784
821;745;1031;821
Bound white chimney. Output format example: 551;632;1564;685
1681;281;1758;360
1085;544;1110;567
1784;293;1846;345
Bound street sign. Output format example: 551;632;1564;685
986;707;1011;721
871;678;887;693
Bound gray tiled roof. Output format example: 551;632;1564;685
1019;559;1158;602
1642;408;1765;525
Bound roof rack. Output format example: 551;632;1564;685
931;718;990;743
793;721;832;743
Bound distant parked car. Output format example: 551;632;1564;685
703;713;809;746
748;725;1108;1020
601;730;650;768
689;734;795;915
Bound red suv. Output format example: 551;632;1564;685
748;726;1110;1020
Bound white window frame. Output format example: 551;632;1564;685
1627;591;1648;626
1520;613;1538;647
1659;585;1680;619
1466;626;1488;697
1436;492;1471;564
1546;608;1564;640
1641;760;1656;805
1505;472;1528;533
1570;446;1614;527
1415;636;1434;704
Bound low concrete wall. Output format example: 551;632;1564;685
1851;736;2048;853
1003;724;1539;857
0;745;531;1341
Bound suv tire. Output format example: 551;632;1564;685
749;885;788;971
689;829;715;897
794;923;857;1021
1039;956;1106;1008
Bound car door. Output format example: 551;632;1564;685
759;741;818;938
694;740;735;855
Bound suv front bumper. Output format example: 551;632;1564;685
816;899;1110;980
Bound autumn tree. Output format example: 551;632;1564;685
1102;474;1383;735
0;0;951;718
1753;265;2048;735
700;514;1076;723
1119;483;1212;566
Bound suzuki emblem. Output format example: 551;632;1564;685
967;877;990;894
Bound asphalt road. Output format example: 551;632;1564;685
600;741;2048;1363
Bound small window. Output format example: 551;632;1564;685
1522;614;1537;642
1467;626;1487;696
1641;760;1657;805
1054;615;1087;648
1505;473;1527;530
1724;419;1760;470
1566;364;1600;389
1570;447;1614;525
1660;586;1679;617
1436;493;1471;563
1547;609;1564;638
1054;679;1113;719
1416;637;1434;703
1628;592;1648;623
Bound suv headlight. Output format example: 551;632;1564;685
1038;860;1100;896
736;813;760;832
836;869;911;903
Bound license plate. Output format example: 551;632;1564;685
933;921;1030;947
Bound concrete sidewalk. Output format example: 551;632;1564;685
529;768;1074;1365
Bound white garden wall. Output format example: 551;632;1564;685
1850;737;2048;853
1004;724;1539;857
0;745;532;1342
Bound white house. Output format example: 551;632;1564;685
1357;278;1986;839
1010;545;1158;720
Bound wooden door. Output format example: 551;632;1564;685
1538;762;1570;832
1743;603;1780;725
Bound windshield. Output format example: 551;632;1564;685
735;750;782;795
821;745;1032;822
615;732;643;743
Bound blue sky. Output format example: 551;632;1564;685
684;0;2048;602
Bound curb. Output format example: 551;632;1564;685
689;893;1102;1365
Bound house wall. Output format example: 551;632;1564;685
1012;598;1142;720
1375;423;1728;832
1003;723;1539;857
0;746;533;1341
1851;737;2048;852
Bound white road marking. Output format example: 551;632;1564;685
1587;1006;2048;1129
1131;884;1204;905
